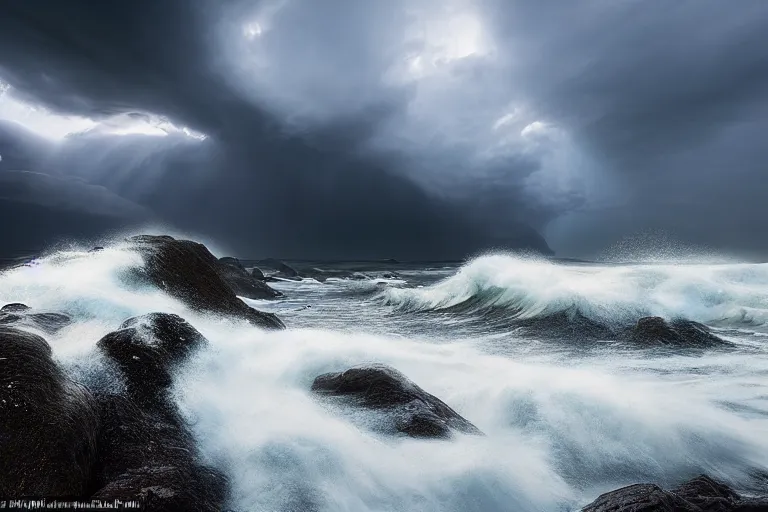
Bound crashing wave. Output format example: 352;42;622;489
379;254;768;329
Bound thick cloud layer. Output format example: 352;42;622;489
0;0;766;259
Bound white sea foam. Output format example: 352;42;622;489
381;254;768;328
1;247;767;511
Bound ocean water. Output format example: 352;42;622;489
1;246;767;511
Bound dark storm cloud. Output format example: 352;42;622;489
480;0;768;256
0;0;767;259
0;0;549;259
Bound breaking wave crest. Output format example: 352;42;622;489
380;254;768;328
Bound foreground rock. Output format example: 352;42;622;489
0;327;99;497
0;302;72;333
92;313;227;510
216;256;281;300
91;394;227;511
311;364;482;439
96;313;208;408
127;235;284;329
582;475;768;511
625;317;729;347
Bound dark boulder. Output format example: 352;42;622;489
92;313;228;511
582;475;768;512
216;256;282;300
0;327;99;497
311;364;482;439
626;317;729;347
250;267;266;280
1;302;30;313
127;235;284;329
672;475;741;511
582;483;699;512
257;258;301;280
91;394;227;512
96;313;208;408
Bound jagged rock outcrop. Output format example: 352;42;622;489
216;256;281;300
311;364;482;439
127;235;284;329
582;475;768;512
0;327;99;497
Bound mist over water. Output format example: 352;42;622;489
1;246;767;511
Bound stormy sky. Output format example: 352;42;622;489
0;0;766;260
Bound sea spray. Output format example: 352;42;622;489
1;246;767;511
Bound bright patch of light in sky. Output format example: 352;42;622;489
0;80;206;141
0;81;96;139
521;121;549;138
493;109;521;131
243;22;263;40
401;8;492;80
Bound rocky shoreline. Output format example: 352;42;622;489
1;235;766;511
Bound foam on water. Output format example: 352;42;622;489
1;247;767;511
381;254;768;328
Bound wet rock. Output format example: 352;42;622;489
311;364;482;439
672;475;741;511
127;235;284;329
91;394;227;512
582;483;699;512
0;302;72;333
250;267;266;280
216;256;281;300
1;302;30;313
582;475;768;512
92;313;228;511
89;246;105;253
0;327;99;497
96;313;208;408
257;258;301;280
627;317;729;347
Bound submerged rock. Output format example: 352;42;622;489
92;313;227;511
582;475;768;512
626;317;729;347
127;235;284;329
0;302;72;333
216;256;282;300
311;364;482;439
0;327;99;497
